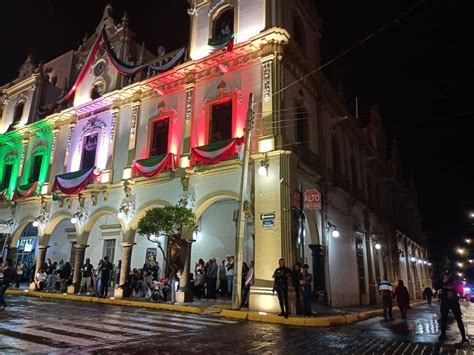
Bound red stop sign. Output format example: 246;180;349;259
304;189;321;209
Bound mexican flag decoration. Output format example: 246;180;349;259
13;182;38;201
132;153;175;178
208;33;235;52
191;137;244;165
52;167;100;195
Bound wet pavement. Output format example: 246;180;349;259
1;295;474;354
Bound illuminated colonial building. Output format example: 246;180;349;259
0;1;430;309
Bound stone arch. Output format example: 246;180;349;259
80;207;124;245
303;210;320;245
9;216;35;248
42;211;78;246
129;199;173;231
194;191;239;220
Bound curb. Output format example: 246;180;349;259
6;289;204;314
219;301;426;327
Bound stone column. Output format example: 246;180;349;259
67;244;87;294
249;151;297;314
29;245;49;290
176;240;193;303
6;246;17;263
127;101;141;165
114;242;135;299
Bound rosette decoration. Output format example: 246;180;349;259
208;32;235;52
190;137;244;165
132;153;175;178
12;182;38;201
52;167;101;195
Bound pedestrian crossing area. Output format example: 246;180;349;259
0;296;239;353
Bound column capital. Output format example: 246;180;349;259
74;244;89;250
120;242;136;248
38;245;50;250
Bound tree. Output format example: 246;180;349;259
137;205;196;302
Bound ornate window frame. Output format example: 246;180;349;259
1;153;18;190
208;1;238;40
202;81;242;144
24;145;48;184
146;107;177;158
77;117;107;169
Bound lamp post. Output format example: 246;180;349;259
232;93;255;310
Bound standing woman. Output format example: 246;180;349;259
194;259;205;300
394;280;410;320
15;260;25;288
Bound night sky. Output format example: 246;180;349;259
0;1;471;264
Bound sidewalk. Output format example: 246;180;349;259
6;285;424;327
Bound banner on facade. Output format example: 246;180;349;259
190;136;244;166
52;167;100;195
303;189;321;209
132;153;175;178
12;182;38;200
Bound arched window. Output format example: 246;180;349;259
331;136;340;174
212;7;234;39
295;89;309;146
293;13;306;48
13;102;25;125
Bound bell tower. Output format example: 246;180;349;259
187;0;266;60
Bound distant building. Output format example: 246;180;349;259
0;1;430;309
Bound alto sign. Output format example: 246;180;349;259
303;189;321;210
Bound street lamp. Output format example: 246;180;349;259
458;262;464;268
458;248;465;255
70;217;78;224
459;272;463;277
410;257;416;263
374;243;382;250
466;238;472;244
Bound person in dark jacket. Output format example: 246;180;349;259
273;258;291;318
423;285;434;305
100;256;113;298
0;259;16;310
60;262;72;292
393;280;410;319
438;270;468;343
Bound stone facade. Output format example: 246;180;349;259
0;1;430;308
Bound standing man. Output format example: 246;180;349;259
300;264;314;317
439;270;468;343
379;275;393;321
0;259;15;311
240;261;254;309
79;258;93;295
225;256;234;298
100;256;113;298
206;258;218;300
272;258;291;318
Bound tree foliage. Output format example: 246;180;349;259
137;205;196;240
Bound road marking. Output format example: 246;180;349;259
129;308;238;324
0;323;95;347
11;319;129;342
107;313;206;329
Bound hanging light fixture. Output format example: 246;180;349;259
374;243;381;250
258;155;270;177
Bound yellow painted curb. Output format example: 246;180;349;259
6;289;204;314
305;317;331;327
344;313;359;324
220;309;248;320
247;312;262;322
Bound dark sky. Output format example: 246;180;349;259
1;0;471;261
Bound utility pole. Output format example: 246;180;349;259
232;93;255;310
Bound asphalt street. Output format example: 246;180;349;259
0;295;473;354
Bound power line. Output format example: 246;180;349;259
253;0;430;108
